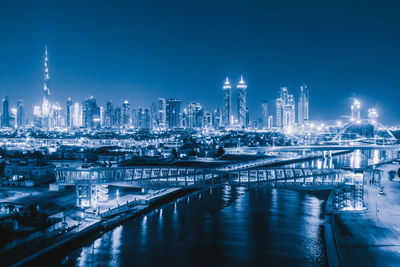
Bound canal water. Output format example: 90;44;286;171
50;149;394;266
56;187;328;267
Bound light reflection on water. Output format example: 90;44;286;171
291;149;394;169
58;187;328;267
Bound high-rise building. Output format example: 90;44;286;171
41;46;52;128
17;100;25;128
150;102;158;129
114;107;122;127
82;97;98;129
1;96;10;128
351;99;361;121
261;101;268;129
144;108;151;129
52;102;62;127
158;98;166;129
100;106;105;127
105;101;114;128
222;77;232;126
186;102;203;128
268;115;273;129
33;105;42;128
166;99;181;129
122;100;130;128
72;102;81;127
213;108;222;128
10;107;17;128
237;75;247;128
298;84;309;125
276;86;295;129
66;98;73;128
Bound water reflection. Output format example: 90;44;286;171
59;188;328;266
292;149;394;169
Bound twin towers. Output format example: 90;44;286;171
222;75;248;127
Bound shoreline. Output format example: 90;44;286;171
5;187;200;267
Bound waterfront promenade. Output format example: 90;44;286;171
332;163;400;266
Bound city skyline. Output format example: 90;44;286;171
0;45;390;129
1;1;400;123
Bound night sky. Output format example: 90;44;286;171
1;0;400;123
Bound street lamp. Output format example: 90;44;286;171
116;189;119;206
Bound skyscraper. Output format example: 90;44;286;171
66;98;73;128
41;46;51;128
82;97;98;129
351;99;361;121
276;86;295;129
1;96;10;128
237;75;247;128
122;100;130;128
158;98;166;129
186;102;203;128
17;100;25;128
261;101;268;129
222;77;232;126
150;102;158;129
298;84;309;125
166;98;181;129
105;101;114;127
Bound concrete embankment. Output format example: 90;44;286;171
324;191;343;267
8;187;197;267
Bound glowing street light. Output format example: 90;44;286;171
116;189;119;206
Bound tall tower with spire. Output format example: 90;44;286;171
41;45;51;128
237;75;247;128
222;77;232;126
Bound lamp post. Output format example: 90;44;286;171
116;189;119;206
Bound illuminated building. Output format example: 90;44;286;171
261;101;268;129
166;98;181;129
268;115;273;129
298;84;309;125
158;98;166;129
1;96;10;128
186;102;203;128
114;107;122;127
275;85;295;129
100;106;104;127
10;107;17;128
82;97;99;129
213;108;222;128
122;100;130;128
368;108;378;121
17;100;25;128
105;101;114;128
222;77;232;126
237;75;247;128
72;102;81;127
41;46;51;128
204;111;213;128
351;99;361;121
150;102;158;129
66;98;73;128
33;105;42;128
52;102;62;127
